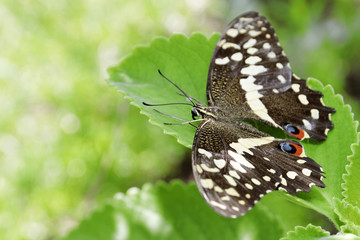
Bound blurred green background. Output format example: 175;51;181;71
0;0;359;239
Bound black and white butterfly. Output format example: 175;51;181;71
149;11;335;218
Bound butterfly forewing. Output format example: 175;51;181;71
207;12;292;109
206;11;335;140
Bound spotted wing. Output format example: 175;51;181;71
192;119;325;218
206;11;335;141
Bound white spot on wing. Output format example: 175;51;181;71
217;39;226;47
224;174;237;186
239;28;247;34
293;74;301;80
210;200;227;210
222;42;240;49
198;148;212;158
287;171;298;179
200;163;219;173
239;76;263;92
240;17;253;22
225;187;240;197
251;178;261;185
249;30;261;37
267;51;276;58
245;183;253;190
229;170;241;179
247;47;258;54
231;52;243;62
298;94;309;105
325;128;329;135
263;43;270;49
214;186;223;192
196;165;203;174
263;175;271;181
215;57;230;65
291;83;300;93
311;109;320;119
320;98;325;106
228;150;255;169
240;65;267;75
221;195;230;201
232;206;239;211
277;75;286;83
243;38;257;49
230;160;247;173
276;62;283;69
200;179;214;189
230;137;274;156
239;76;277;126
302;168;312;176
302;119;312;130
226;28;238;38
214;159;226;169
245;56;262;65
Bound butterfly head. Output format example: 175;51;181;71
192;104;218;120
191;105;201;120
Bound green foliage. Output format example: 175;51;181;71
61;181;285;240
343;134;360;207
282;224;330;240
2;1;360;239
85;32;360;239
109;33;219;147
334;198;360;235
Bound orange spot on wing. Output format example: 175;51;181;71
290;127;305;140
289;143;303;157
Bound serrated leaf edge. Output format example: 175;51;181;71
342;132;360;201
281;224;330;240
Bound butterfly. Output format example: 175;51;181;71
187;11;335;218
146;11;335;218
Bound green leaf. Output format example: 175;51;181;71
61;181;284;240
108;33;358;228
342;133;360;208
58;204;117;240
333;198;360;235
109;33;219;148
282;224;330;240
318;233;360;240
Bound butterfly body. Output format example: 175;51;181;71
189;12;335;218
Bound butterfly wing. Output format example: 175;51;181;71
192;119;325;217
206;11;334;141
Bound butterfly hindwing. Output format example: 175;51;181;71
192;120;325;217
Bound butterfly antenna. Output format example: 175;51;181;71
158;70;196;106
142;102;193;107
175;92;205;105
153;109;199;128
